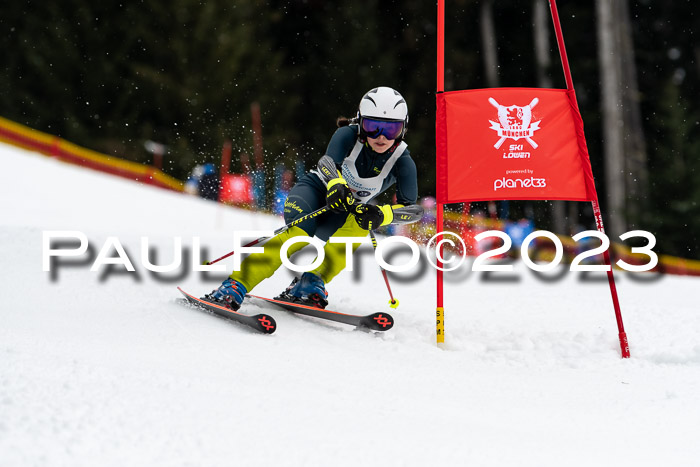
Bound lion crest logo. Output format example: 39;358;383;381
488;97;541;149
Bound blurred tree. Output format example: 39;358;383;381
596;0;650;239
1;0;288;177
596;0;627;239
631;0;700;258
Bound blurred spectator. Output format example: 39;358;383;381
505;218;535;249
185;163;219;201
504;218;535;259
420;196;437;225
272;169;294;216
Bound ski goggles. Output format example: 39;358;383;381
361;117;404;140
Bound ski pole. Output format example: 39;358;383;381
361;205;424;308
369;230;400;309
204;205;330;265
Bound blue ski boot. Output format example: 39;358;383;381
203;278;247;310
276;272;328;309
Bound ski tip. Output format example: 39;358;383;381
255;314;277;334
363;312;394;331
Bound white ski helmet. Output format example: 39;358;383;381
357;86;409;140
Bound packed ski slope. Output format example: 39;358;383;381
2;142;699;467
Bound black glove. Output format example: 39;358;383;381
326;178;356;212
354;204;393;230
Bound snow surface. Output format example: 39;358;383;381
1;142;700;467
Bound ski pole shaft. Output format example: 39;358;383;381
204;205;330;265
369;230;399;309
204;237;263;266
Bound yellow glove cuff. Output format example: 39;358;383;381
327;177;347;189
379;204;394;226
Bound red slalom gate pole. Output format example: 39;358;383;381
549;0;630;358
435;0;446;346
592;198;630;357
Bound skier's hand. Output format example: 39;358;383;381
354;204;394;230
326;177;356;212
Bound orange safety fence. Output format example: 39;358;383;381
0;116;183;192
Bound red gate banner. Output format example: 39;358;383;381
436;87;597;204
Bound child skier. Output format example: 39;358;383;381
204;86;419;310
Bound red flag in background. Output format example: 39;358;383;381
436;87;597;204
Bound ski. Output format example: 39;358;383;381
246;294;394;331
177;287;276;334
